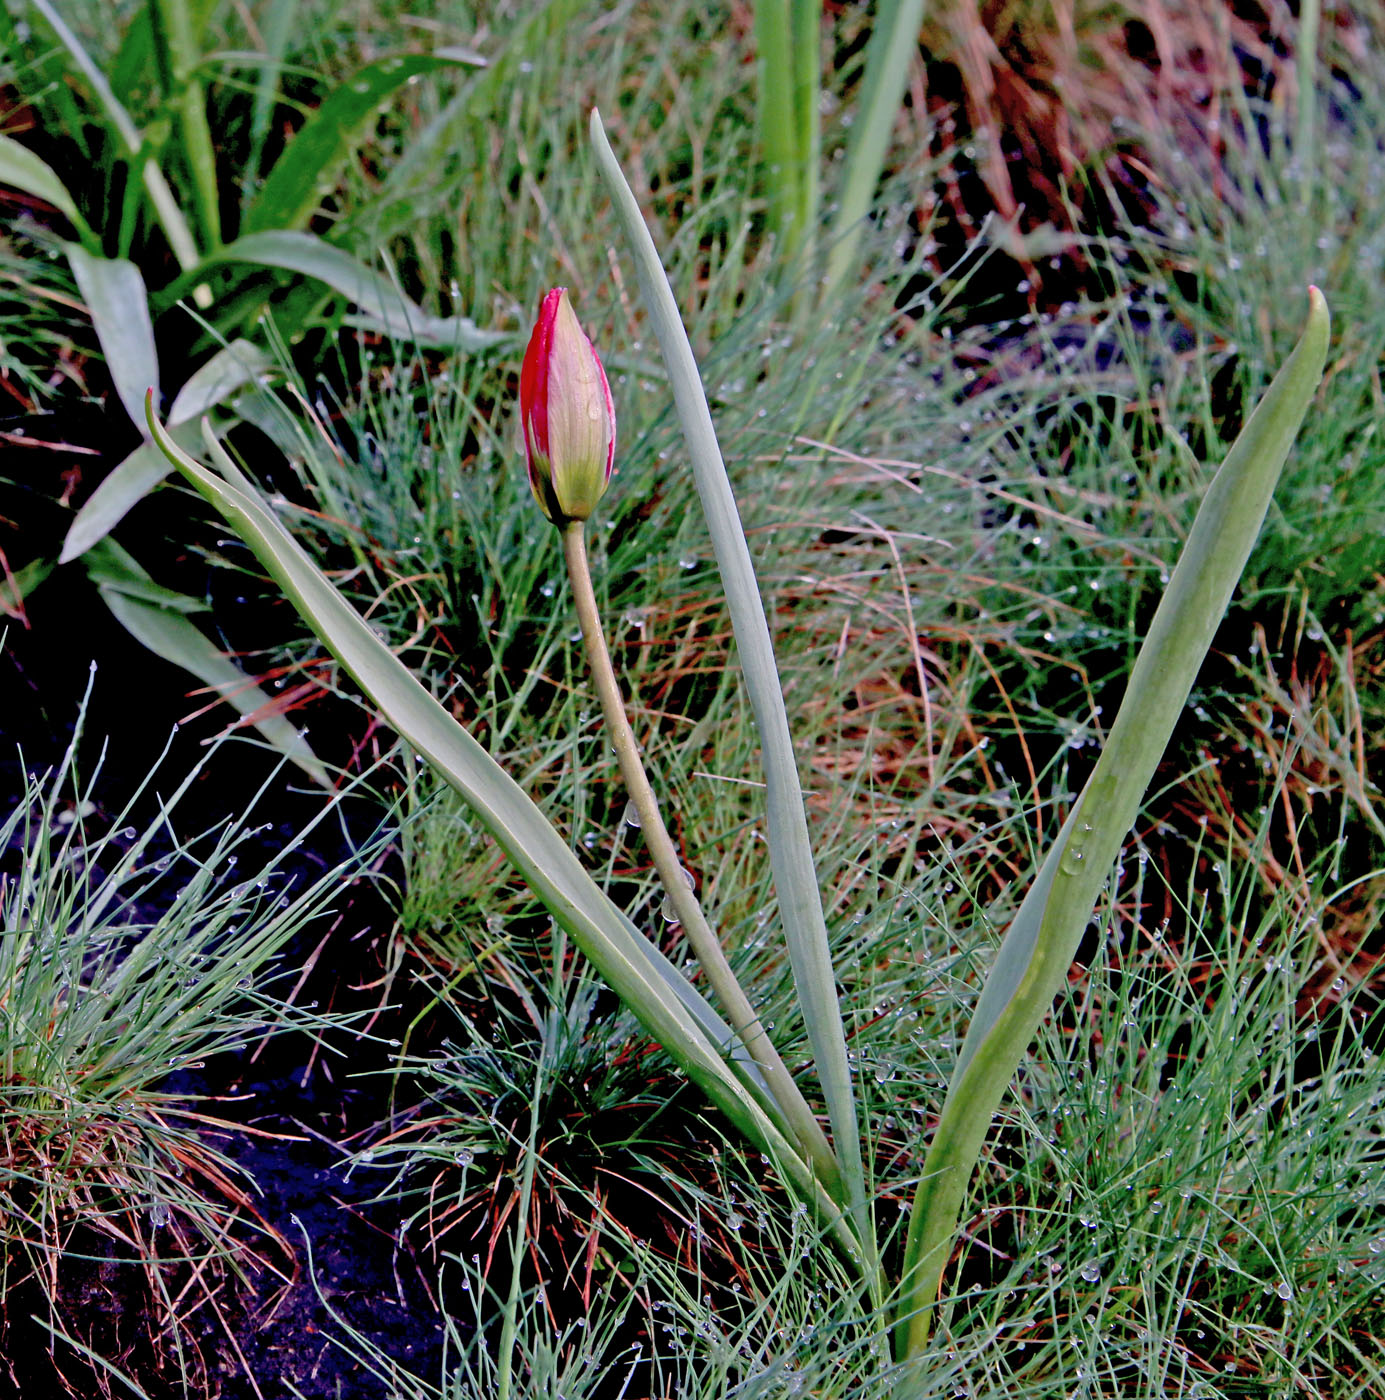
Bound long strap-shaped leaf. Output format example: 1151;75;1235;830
589;110;873;1277
145;400;859;1258
0;133;97;247
823;0;928;303
164;231;512;351
894;288;1330;1359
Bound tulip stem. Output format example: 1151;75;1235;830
561;520;841;1186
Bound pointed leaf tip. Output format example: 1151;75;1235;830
1307;284;1328;321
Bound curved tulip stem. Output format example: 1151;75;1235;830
561;520;843;1190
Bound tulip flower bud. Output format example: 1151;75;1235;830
519;287;616;526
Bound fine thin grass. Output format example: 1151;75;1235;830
1122;23;1385;634
0;689;378;1389
308;745;1385;1397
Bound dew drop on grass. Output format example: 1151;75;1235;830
660;866;697;922
623;800;641;829
1060;827;1091;876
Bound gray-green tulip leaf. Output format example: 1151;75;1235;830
894;287;1330;1359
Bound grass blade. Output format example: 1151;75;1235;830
823;0;927;301
894;288;1331;1358
242;50;485;235
28;1318;152;1400
144;403;863;1258
185;231;511;350
589;109;873;1275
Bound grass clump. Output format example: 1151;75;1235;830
0;689;378;1391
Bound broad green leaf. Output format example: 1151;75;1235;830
243;49;485;235
30;0;142;148
64;247;158;428
790;0;821;258
61;341;271;563
329;0;568;250
108;2;156;106
589;110;875;1283
145;403;861;1257
83;538;207;614
84;539;328;787
752;0;800;252
63;444;183;565
168;340;271;423
149;0;221;246
0;134;94;243
895;289;1331;1359
195;231;511;350
1297;0;1321;207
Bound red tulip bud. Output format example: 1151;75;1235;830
519;287;616;526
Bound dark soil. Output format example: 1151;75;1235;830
1;1092;451;1400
